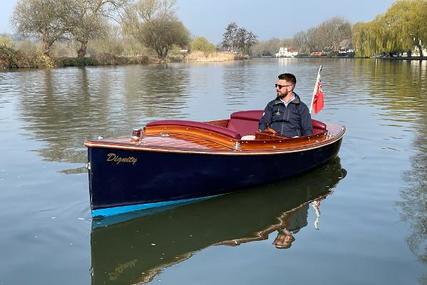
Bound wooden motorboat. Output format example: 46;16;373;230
84;110;345;218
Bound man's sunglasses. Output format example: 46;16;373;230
275;84;292;89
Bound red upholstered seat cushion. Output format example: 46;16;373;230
230;110;264;121
227;110;264;136
312;119;327;135
146;120;242;139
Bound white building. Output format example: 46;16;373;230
275;47;298;58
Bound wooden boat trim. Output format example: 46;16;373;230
143;121;240;149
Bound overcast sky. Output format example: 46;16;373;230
1;0;396;44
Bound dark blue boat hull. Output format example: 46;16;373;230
88;138;342;217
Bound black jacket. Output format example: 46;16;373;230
259;94;313;137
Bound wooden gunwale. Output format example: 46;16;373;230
84;123;345;156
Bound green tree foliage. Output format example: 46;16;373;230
140;17;189;59
352;22;378;57
352;0;427;57
190;37;215;55
12;0;72;56
124;0;190;60
383;0;427;57
221;22;257;55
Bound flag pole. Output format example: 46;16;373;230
309;65;323;114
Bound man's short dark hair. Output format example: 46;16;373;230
278;73;296;84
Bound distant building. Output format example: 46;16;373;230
337;39;354;57
337;47;355;57
275;47;298;58
310;51;327;57
411;47;427;57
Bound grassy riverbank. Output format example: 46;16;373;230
57;54;151;67
0;46;244;70
184;51;247;62
0;46;154;70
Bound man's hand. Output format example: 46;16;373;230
263;127;277;135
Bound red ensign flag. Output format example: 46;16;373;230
312;80;324;114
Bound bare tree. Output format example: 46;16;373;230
134;0;176;21
293;17;352;54
67;0;128;58
317;17;352;52
123;0;189;60
221;22;238;52
221;22;257;55
12;0;71;56
293;31;309;54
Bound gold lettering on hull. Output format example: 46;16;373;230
106;153;138;165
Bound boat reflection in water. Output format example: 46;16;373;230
90;158;347;285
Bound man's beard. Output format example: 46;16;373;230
277;90;288;99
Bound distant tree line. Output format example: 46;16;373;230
11;0;190;60
7;0;427;67
294;17;352;54
252;0;427;59
251;17;352;57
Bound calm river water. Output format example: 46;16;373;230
0;58;426;284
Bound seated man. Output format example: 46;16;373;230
259;73;313;137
